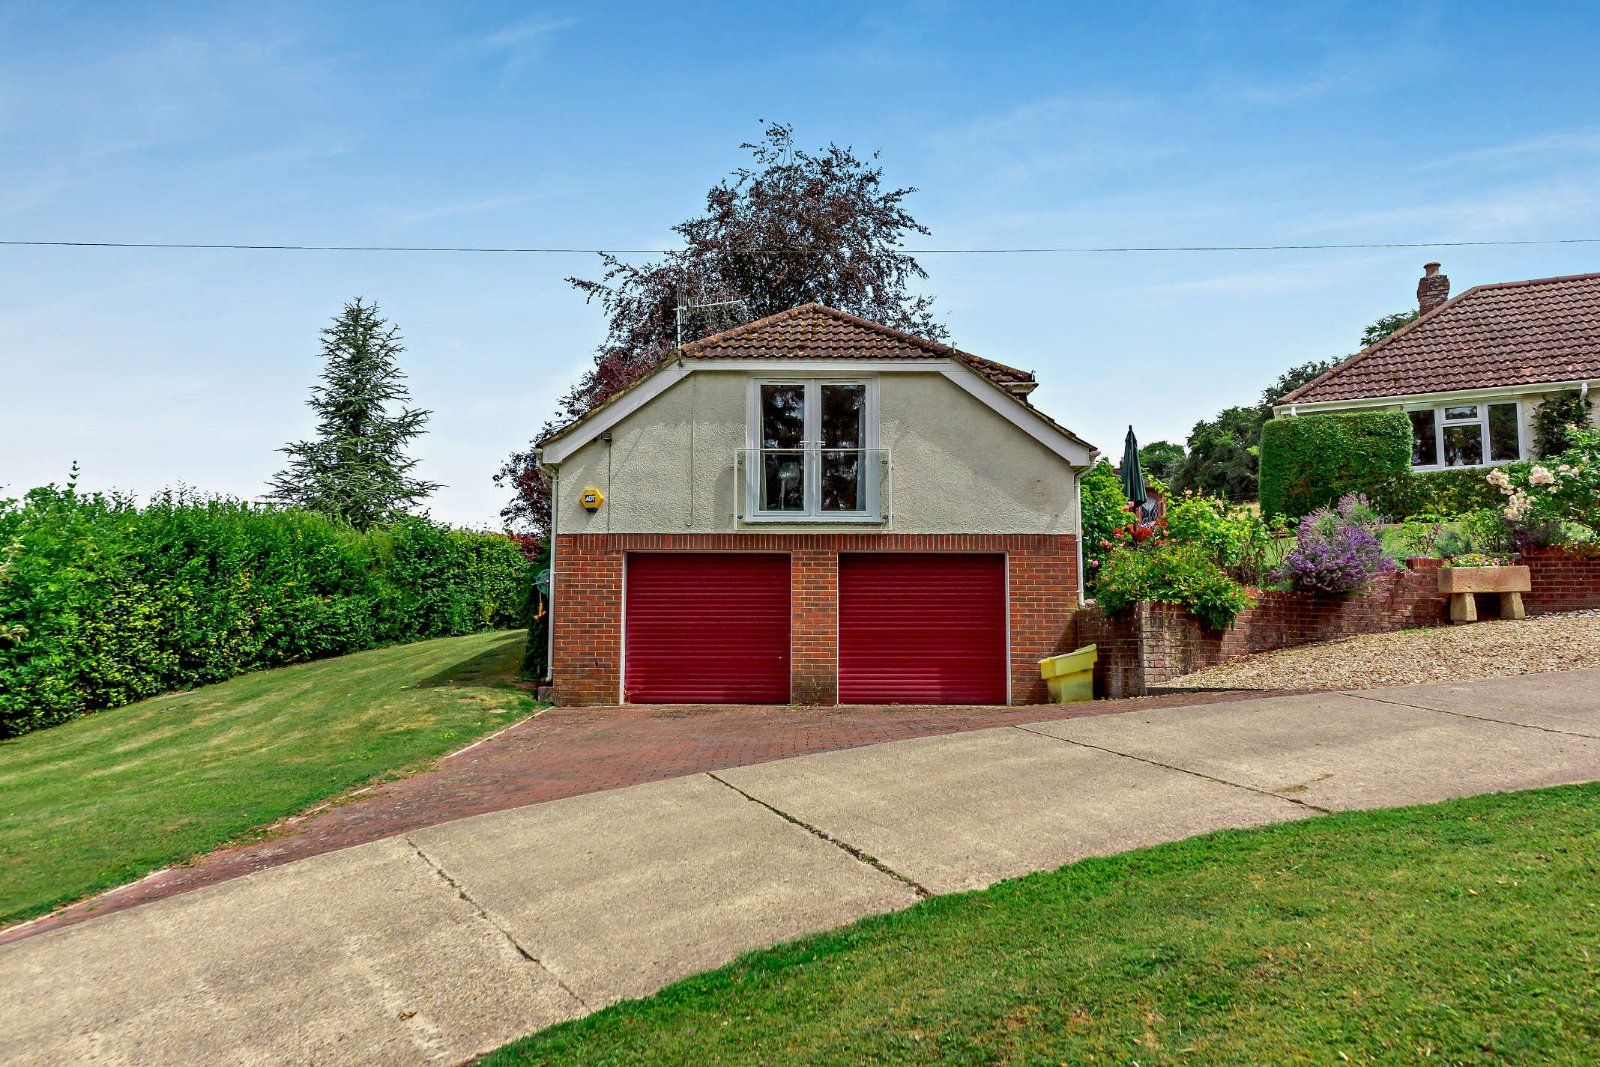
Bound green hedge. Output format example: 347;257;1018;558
1381;465;1526;518
0;485;533;737
1259;411;1412;520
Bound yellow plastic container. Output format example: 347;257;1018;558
1039;644;1096;703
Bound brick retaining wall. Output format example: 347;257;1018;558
1523;547;1600;614
1078;550;1600;698
1077;569;1450;698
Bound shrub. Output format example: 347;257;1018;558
1094;542;1254;631
1161;491;1280;583
1273;494;1398;595
1258;411;1411;520
1489;427;1600;530
1384;465;1527;518
1533;389;1593;458
1080;460;1133;593
0;482;532;737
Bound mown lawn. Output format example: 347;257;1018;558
0;629;537;926
489;783;1600;1065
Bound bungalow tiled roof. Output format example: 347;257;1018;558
1282;271;1600;405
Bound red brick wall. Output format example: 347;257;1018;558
1523;547;1600;614
552;532;1079;705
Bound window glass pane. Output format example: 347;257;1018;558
759;384;806;511
1409;410;1438;466
1443;404;1479;421
819;384;864;448
1443;423;1484;466
818;384;865;512
761;453;806;511
759;384;805;448
820;452;863;511
1488;403;1520;462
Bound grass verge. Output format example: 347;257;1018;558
0;629;536;926
488;783;1600;1065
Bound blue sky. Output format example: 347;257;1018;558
4;1;1600;526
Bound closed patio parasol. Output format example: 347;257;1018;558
1120;425;1147;506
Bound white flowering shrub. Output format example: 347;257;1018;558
1487;426;1600;545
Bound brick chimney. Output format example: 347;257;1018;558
1417;262;1450;315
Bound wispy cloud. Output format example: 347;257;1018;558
1291;179;1600;241
1419;129;1600;171
471;15;578;86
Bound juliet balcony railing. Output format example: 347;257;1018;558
735;447;891;525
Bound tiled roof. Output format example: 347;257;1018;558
538;303;1093;455
680;303;1035;387
1283;272;1600;404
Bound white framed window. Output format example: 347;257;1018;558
744;377;880;520
1407;400;1524;470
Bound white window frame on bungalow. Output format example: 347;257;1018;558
1404;398;1525;471
743;375;883;522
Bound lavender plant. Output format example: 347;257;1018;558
1274;494;1398;595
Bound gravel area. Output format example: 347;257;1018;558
1159;610;1600;692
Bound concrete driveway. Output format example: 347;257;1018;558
6;670;1600;1065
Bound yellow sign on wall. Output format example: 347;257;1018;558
579;486;605;513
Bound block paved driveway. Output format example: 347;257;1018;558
0;689;1259;947
5;670;1600;1065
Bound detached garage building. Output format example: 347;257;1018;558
537;304;1096;706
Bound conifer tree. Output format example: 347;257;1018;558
270;299;439;528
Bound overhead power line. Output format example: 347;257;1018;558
3;237;1600;255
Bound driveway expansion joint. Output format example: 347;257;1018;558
705;772;933;899
404;836;590;1012
1345;690;1600;739
1008;723;1336;814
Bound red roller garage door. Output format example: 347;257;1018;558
838;553;1007;704
624;553;791;703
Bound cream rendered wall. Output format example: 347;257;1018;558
552;369;1081;535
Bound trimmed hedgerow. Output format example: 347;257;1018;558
0;483;533;737
1258;411;1411;520
1381;465;1528;519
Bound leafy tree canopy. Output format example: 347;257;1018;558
497;122;942;533
1173;406;1263;503
1137;440;1186;483
1260;360;1335;414
269;299;439;529
1360;310;1418;348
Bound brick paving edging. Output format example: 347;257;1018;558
0;689;1269;947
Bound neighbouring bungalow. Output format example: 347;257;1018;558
534;304;1096;707
1275;265;1600;468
